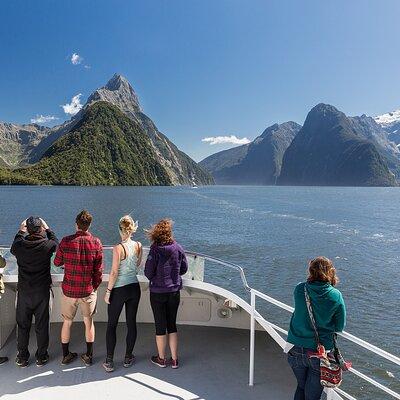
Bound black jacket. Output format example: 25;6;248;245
11;229;59;292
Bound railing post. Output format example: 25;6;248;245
326;389;334;400
249;289;255;386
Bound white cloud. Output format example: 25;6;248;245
202;135;251;146
61;93;83;116
71;53;83;65
84;65;91;69
30;114;59;124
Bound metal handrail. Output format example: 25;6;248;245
2;245;399;362
250;288;400;400
184;250;251;291
1;245;399;399
250;288;400;366
99;246;251;289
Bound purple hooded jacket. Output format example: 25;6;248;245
144;241;188;293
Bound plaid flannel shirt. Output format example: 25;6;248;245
54;231;103;298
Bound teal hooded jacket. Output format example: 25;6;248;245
287;281;346;350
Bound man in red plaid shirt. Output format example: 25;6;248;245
54;210;103;366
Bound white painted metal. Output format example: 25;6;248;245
251;287;294;312
326;390;334;400
249;290;255;387
250;288;400;400
242;284;400;368
349;367;400;399
339;331;400;366
335;388;358;400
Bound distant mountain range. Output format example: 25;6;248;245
200;122;301;185
2;77;399;187
0;74;213;186
201;104;399;187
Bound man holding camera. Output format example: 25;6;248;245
11;217;59;367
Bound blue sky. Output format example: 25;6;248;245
1;0;400;161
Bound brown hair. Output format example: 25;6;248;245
76;210;93;231
307;256;338;286
146;219;174;245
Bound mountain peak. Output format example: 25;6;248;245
301;103;352;136
309;103;341;116
105;74;131;91
86;73;141;115
260;123;279;137
259;122;301;139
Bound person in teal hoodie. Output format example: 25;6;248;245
286;256;346;400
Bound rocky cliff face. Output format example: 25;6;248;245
350;114;400;178
0;122;51;167
278;104;396;187
86;74;141;119
200;122;301;185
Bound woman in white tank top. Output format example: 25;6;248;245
103;215;142;372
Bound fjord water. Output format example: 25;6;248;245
0;185;399;398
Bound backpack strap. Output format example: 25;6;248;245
304;283;321;346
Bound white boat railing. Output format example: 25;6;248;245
168;251;400;400
1;246;399;399
249;288;400;400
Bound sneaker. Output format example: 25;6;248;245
169;358;179;369
36;353;49;367
123;354;135;368
0;356;8;365
151;355;167;368
61;352;78;365
81;353;93;366
15;355;29;368
102;359;114;373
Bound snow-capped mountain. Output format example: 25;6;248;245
374;108;400;145
375;109;400;127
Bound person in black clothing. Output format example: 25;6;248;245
11;216;58;368
0;255;9;365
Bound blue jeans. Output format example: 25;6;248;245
287;346;324;400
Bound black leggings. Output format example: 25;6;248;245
150;291;180;336
106;283;141;359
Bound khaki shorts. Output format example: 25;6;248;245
61;292;97;320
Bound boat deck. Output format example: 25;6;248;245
0;322;296;400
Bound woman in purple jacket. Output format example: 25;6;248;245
145;219;188;369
